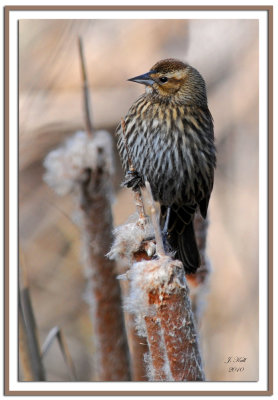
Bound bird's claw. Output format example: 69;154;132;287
122;169;143;191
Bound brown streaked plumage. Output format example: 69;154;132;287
116;58;216;273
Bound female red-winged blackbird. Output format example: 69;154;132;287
116;58;216;274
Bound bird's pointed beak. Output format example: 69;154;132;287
128;71;155;86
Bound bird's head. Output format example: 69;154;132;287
128;58;207;106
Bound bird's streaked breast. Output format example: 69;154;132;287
116;95;215;205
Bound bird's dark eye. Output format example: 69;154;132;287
159;76;168;83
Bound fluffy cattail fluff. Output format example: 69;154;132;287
43;130;114;196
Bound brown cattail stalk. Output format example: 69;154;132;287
78;166;130;381
44;41;130;381
144;314;168;381
117;182;205;381
44;130;131;381
150;273;204;381
127;256;204;381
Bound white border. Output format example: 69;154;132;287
9;7;269;394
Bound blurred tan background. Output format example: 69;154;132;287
19;19;259;381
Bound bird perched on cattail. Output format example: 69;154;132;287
116;58;216;274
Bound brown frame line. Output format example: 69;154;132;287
3;5;275;10
4;4;273;397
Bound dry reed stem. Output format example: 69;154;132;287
18;296;36;381
19;263;45;381
78;37;94;136
42;326;77;381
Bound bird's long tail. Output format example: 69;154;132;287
175;220;200;274
162;205;200;274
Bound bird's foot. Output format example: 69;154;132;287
122;169;143;192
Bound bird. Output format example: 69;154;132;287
116;58;216;274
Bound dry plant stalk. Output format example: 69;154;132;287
78;37;94;136
18;296;38;381
19;262;45;381
150;285;204;380
41;326;77;381
129;257;204;381
79;165;130;381
43;38;130;381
